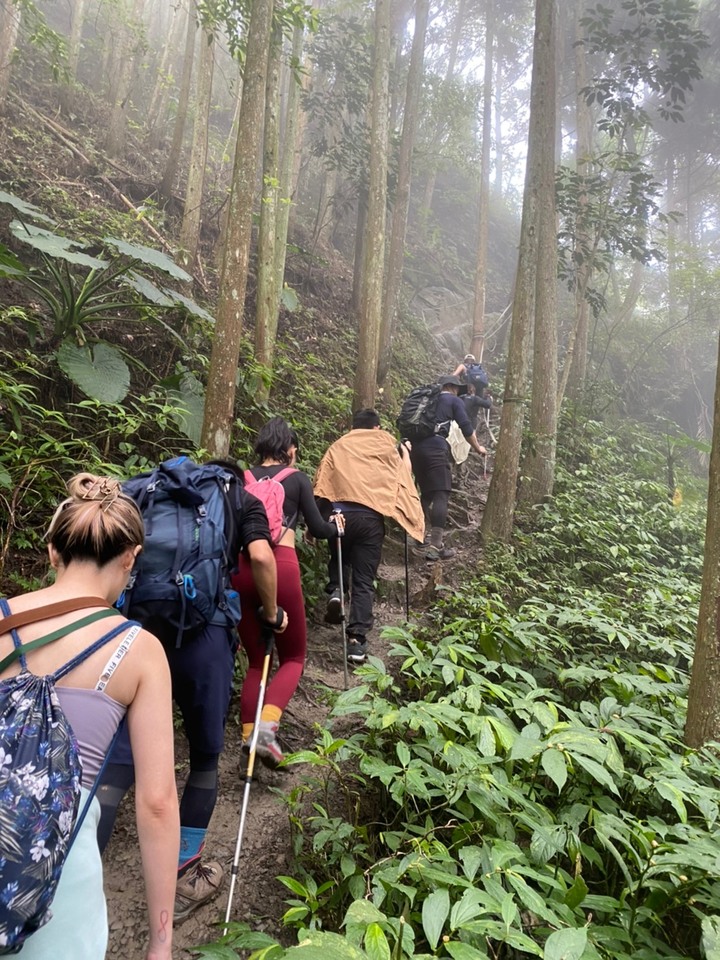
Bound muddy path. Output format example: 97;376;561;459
104;451;491;958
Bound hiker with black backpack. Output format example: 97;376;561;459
404;375;487;560
452;353;490;395
232;417;343;766
313;409;425;665
0;474;179;960
97;457;287;923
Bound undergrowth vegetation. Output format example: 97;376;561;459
199;419;718;960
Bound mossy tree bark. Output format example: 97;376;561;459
159;0;197;201
481;0;555;542
377;0;429;386
179;25;216;267
0;0;21;107
202;0;273;457
686;332;720;747
353;0;392;410
470;0;495;360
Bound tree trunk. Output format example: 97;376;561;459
201;0;273;457
470;0;495;359
179;26;215;267
686;333;720;747
353;0;392;410
254;24;282;399
521;0;557;505
494;44;503;196
377;0;429;385
60;0;87;111
481;0;555;543
352;189;368;313
273;27;305;300
563;0;592;403
0;0;21;107
418;0;465;229
146;0;187;148
105;0;145;158
159;0;197;201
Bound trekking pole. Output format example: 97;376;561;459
404;531;410;621
334;511;349;691
223;619;274;933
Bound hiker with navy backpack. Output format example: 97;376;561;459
232;417;343;766
313;409;424;665
402;375;487;560
452;353;491;395
97;456;286;923
0;473;179;960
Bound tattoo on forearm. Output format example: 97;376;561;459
157;909;169;943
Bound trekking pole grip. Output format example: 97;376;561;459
256;605;285;632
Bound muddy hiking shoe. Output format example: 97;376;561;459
424;545;456;561
347;637;368;664
174;860;224;922
324;589;343;624
242;721;284;769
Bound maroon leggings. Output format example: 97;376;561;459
232;546;307;723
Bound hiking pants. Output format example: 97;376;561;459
233;545;307;723
326;511;385;640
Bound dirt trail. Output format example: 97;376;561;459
104;447;492;958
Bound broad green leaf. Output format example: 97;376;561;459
364;923;391;960
510;735;543;762
277;875;308;896
563;876;589;910
396;741;410;767
56;340;130;403
422;888;449;950
542;748;568;792
445;942;489;960
168;288;216;321
281;283;300;311
500;892;518;930
0;466;11;489
543;926;587;960
654;780;688;823
571;753;619;795
103;236;192;280
123;270;174;306
344;899;387;930
701;915;720;960
10;221;107;268
450;888;485;930
0;242;26;276
168;373;205;445
459;846;483;882
0;189;55;223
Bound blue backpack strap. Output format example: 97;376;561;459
0;607;118;674
53;620;141;682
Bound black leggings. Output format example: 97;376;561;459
421;488;450;530
96;748;219;854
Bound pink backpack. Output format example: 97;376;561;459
243;467;297;545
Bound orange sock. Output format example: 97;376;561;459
261;704;282;724
242;723;254;741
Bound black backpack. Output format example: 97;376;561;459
466;362;489;392
396;384;442;442
119;458;242;648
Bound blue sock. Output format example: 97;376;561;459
178;826;206;873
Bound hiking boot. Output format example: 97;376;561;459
174;859;224;922
425;545;456;561
324;589;343;624
347;637;368;664
255;722;284;769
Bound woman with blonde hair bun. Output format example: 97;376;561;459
0;473;179;960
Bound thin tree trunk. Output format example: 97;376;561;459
377;0;429;385
146;0;187;147
352;189;368;313
353;0;392;410
159;0;197;201
482;0;555;543
201;0;273;457
494;45;503;196
254;23;282;398
105;0;145;158
0;0;21;107
418;0;465;230
274;27;305;298
521;0;557;505
61;0;87;111
685;332;720;747
470;0;495;359
179;25;215;267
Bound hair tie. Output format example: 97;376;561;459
80;477;122;512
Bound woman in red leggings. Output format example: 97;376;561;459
232;417;341;767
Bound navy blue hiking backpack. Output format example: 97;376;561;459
466;362;489;392
0;598;134;954
119;458;242;648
